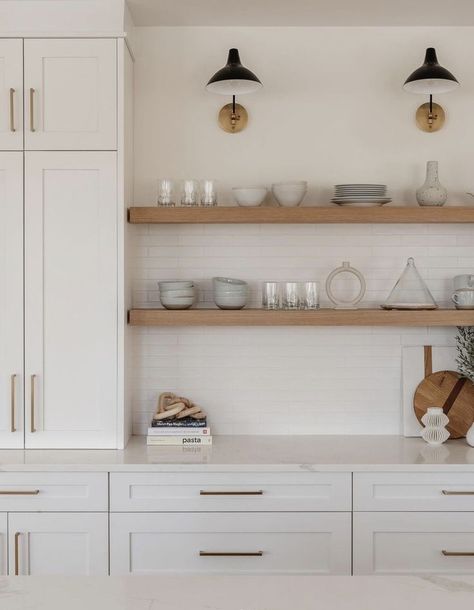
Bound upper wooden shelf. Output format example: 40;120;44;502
128;308;474;327
128;206;474;224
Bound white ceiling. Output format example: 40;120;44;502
127;0;474;27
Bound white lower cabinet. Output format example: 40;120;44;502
353;512;474;575
8;512;108;575
0;513;6;575
110;512;351;575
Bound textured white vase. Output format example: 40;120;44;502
416;161;448;207
421;407;450;445
467;423;474;447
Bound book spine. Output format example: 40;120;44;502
147;427;211;436
147;436;213;446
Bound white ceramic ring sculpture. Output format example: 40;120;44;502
325;261;366;309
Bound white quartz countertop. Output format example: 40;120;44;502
0;435;474;471
2;575;474;610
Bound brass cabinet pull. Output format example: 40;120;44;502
199;490;264;496
199;551;263;557
30;374;37;433
442;490;474;496
0;490;39;495
442;550;474;557
10;374;17;432
9;88;15;132
14;532;20;575
29;88;35;132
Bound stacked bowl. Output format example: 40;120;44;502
159;280;195;310
213;277;248;310
272;181;307;207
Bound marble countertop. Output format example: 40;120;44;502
0;435;474;471
2;575;474;610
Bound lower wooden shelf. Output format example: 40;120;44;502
128;308;474;327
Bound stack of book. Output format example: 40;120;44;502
147;416;212;446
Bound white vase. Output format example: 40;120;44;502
421;407;450;445
416;161;448;207
467;423;474;447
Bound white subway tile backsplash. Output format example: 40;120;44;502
131;222;472;436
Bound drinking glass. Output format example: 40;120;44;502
262;282;280;310
200;180;218;207
282;282;300;310
180;179;199;207
300;281;320;309
157;179;175;207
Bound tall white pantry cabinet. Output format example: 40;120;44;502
0;36;132;449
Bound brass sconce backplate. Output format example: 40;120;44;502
415;102;445;132
218;103;248;133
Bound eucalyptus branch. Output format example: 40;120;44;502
456;326;474;383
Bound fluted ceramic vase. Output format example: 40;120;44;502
421;407;450;445
416;161;447;207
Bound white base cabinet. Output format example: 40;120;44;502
353;512;474;575
110;512;352;575
0;513;6;575
9;512;108;575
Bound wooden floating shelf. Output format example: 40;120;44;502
128;308;474;327
128;206;474;224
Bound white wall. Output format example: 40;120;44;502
131;27;474;436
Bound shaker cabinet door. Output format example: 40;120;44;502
24;39;116;150
24;152;117;448
0;153;23;448
9;512;108;575
0;39;23;150
0;513;6;575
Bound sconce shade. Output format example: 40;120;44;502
206;48;262;95
403;47;459;94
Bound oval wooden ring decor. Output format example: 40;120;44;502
325;261;366;309
414;370;474;438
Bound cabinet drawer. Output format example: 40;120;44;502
354;472;474;511
354;512;474;574
110;472;351;512
110;512;351;575
0;472;107;511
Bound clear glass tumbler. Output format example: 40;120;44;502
200;180;218;207
180;179;199;207
157;178;175;207
300;281;320;309
262;282;280;310
282;282;300;310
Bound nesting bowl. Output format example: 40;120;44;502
159;280;196;310
212;277;248;309
272;181;308;207
232;187;267;207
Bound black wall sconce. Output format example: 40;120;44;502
206;48;262;133
403;47;459;132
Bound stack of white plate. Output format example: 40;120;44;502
213;277;248;310
331;184;391;207
158;280;195;310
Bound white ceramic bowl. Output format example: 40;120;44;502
232;187;267;207
161;302;194;310
158;280;194;291
272;182;308;207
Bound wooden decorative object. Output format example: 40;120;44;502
153;392;206;421
414;370;474;438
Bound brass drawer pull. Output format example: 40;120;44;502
442;490;474;496
199;490;263;496
9;88;15;132
0;490;40;495
30;374;37;433
200;551;263;557
14;532;21;575
442;550;474;557
29;88;35;132
10;374;17;433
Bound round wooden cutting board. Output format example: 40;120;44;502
414;370;474;438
